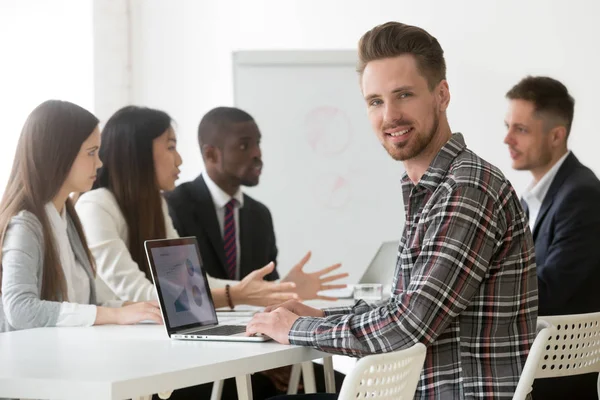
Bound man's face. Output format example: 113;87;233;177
504;99;553;172
213;121;263;187
361;54;444;161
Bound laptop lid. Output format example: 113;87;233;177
359;240;399;284
145;237;219;336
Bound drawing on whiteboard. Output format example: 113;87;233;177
313;173;352;209
304;106;352;156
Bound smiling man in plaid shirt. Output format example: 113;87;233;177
247;21;538;399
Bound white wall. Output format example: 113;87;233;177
128;0;600;197
93;0;132;124
125;0;599;276
0;0;95;192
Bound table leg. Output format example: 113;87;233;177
301;361;317;393
287;364;302;394
323;356;336;393
236;374;253;400
210;380;224;400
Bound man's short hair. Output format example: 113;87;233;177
506;76;575;136
197;107;254;151
357;21;446;91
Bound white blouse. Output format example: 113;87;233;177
46;203;122;327
75;188;233;303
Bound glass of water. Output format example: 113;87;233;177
353;284;383;301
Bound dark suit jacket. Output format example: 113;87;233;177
165;175;279;281
524;153;600;399
524;153;600;317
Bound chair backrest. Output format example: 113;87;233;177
513;320;556;400
514;312;600;399
536;312;600;377
337;342;427;400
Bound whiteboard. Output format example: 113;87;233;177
233;51;404;283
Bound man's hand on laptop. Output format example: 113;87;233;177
281;251;348;301
245;307;301;344
230;262;299;307
264;300;325;318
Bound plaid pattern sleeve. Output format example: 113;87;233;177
322;300;374;317
289;134;537;399
292;185;507;352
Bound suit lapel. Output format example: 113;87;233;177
532;153;579;239
239;196;253;278
189;175;227;270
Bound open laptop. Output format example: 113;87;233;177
144;237;269;342
359;240;398;284
322;241;398;298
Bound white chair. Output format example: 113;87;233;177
513;320;556;399
336;342;427;400
514;312;600;400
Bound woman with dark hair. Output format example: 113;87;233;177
76;106;298;308
0;100;161;332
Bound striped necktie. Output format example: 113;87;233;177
223;199;237;279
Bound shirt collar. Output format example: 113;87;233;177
524;151;570;203
203;172;245;208
401;133;467;192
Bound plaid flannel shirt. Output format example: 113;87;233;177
290;133;538;399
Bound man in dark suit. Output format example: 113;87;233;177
504;76;600;399
167;164;280;282
166;107;347;298
165;107;347;398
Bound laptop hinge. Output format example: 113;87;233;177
174;324;216;335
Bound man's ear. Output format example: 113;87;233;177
202;144;219;164
550;125;568;148
437;80;451;112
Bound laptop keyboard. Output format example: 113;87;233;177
197;325;247;336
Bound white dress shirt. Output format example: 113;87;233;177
523;151;570;231
76;188;233;303
46;203;97;327
203;173;245;280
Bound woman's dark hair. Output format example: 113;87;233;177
94;106;172;279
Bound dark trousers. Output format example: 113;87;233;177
153;373;277;400
153;363;345;400
532;373;598;400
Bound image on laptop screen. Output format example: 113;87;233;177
150;243;217;329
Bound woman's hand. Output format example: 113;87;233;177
95;301;163;325
230;262;300;306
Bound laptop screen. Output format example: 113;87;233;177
360;241;399;284
146;238;218;331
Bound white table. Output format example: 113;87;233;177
0;324;332;400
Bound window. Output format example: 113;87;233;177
0;0;94;193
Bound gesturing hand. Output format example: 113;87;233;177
231;262;299;306
282;251;348;300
